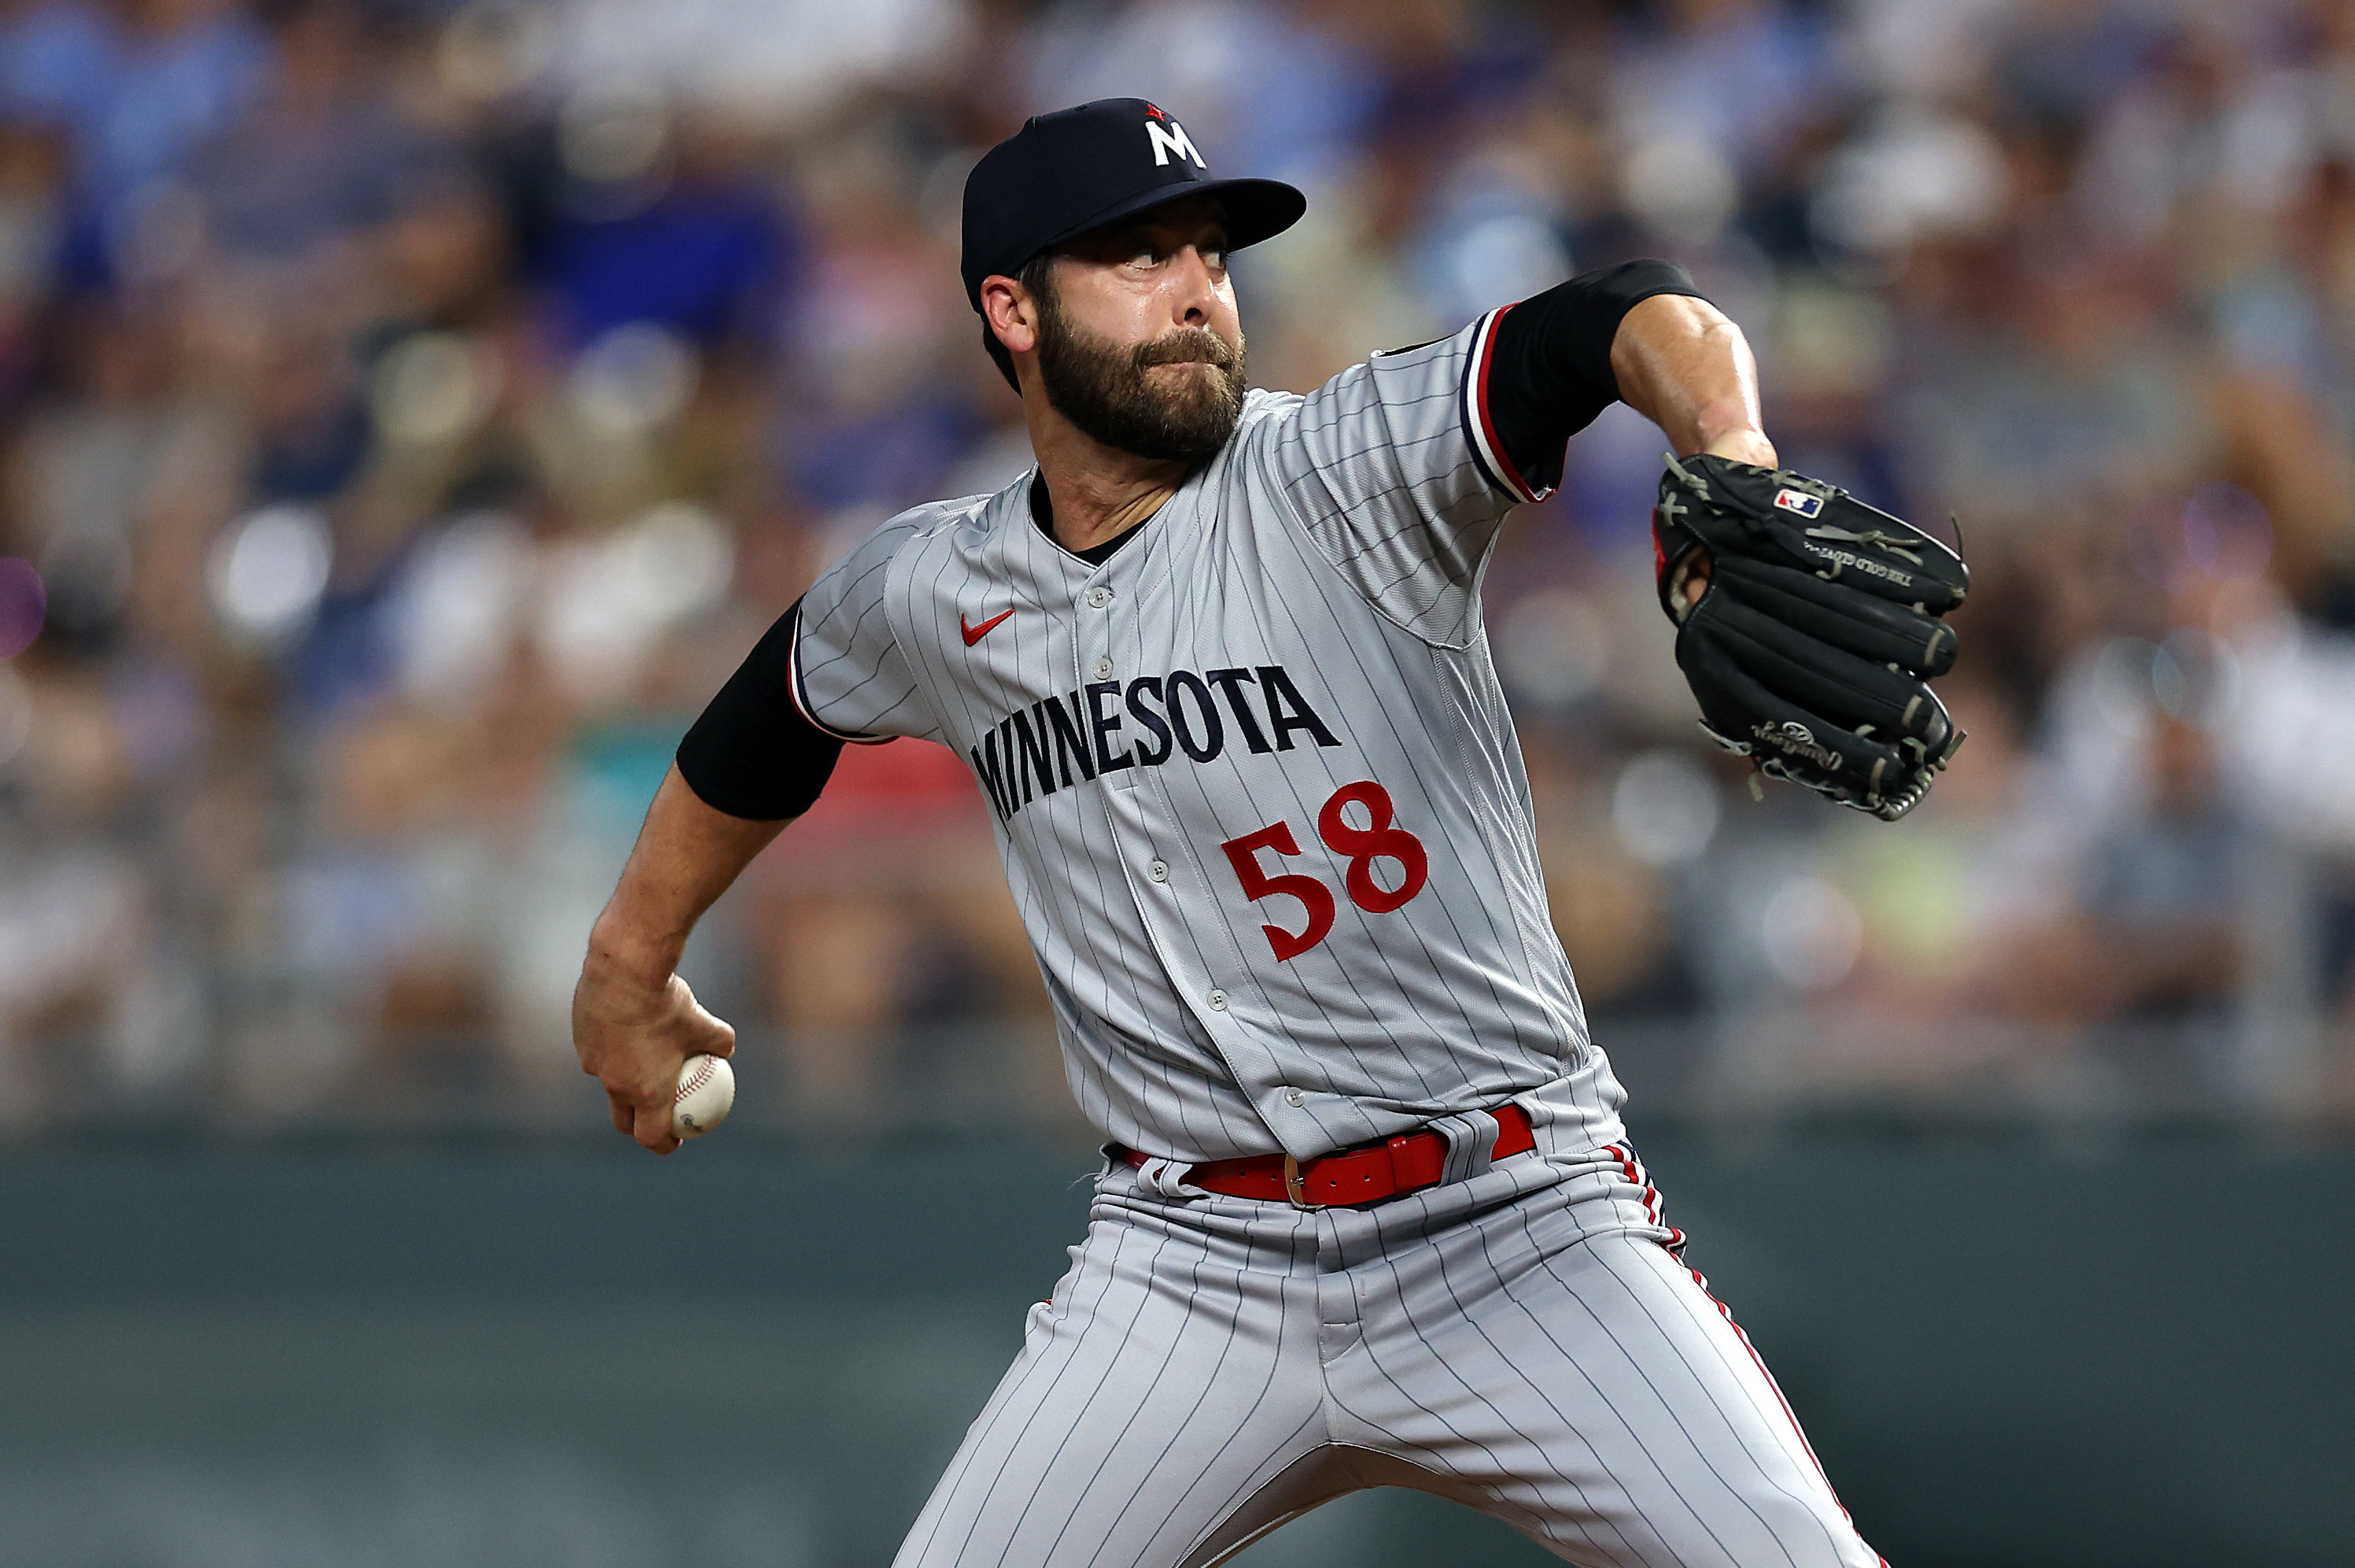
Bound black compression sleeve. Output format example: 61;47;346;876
1483;259;1705;496
674;599;846;820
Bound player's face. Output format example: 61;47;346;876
1035;200;1247;461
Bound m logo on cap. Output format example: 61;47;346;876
1145;116;1206;170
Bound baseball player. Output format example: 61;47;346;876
575;99;1958;1567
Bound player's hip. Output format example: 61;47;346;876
1087;1098;1675;1259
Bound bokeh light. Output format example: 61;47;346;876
1612;749;1721;869
571;322;698;435
1760;876;1864;992
1498;590;1610;710
0;663;30;767
0;557;45;659
207;507;333;651
370;332;501;447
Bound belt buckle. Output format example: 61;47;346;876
1282;1155;1318;1211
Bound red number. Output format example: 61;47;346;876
1317;780;1428;913
1221;823;1337;961
1220;782;1431;961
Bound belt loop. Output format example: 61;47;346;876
1431;1110;1501;1186
1133;1155;1206;1201
1383;1133;1413;1189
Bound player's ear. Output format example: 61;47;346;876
980;275;1039;357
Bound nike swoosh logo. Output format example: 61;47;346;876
961;609;1015;647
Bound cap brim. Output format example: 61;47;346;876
1040;176;1306;258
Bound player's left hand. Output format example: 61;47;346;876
1651;453;1970;820
1701;429;1778;468
1662;433;1771;610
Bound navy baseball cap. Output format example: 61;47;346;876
960;98;1306;315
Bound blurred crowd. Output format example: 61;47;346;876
1;0;2352;1137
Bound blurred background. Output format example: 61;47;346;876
1;0;2351;1564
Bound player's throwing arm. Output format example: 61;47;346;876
572;769;784;1153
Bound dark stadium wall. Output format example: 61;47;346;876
3;1137;2345;1568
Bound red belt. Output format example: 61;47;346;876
1123;1103;1534;1210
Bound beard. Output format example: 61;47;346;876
1034;285;1247;462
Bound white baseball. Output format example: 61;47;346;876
672;1054;736;1139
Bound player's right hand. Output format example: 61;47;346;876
571;961;736;1155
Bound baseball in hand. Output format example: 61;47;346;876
673;1054;736;1139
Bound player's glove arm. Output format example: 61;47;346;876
1605;291;1774;469
1651;455;1968;821
1480;259;1709;496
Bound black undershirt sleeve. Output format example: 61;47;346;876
674;599;846;821
1483;258;1706;498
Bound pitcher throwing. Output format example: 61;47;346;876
573;99;1953;1567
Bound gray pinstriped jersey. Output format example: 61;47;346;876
791;311;1630;1163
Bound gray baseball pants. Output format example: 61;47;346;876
893;1131;1884;1568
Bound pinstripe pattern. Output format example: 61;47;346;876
789;319;1882;1565
894;1139;1881;1568
793;314;1625;1165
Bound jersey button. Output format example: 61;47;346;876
1148;859;1169;882
1092;656;1114;679
1086;586;1112;608
1206;989;1228;1011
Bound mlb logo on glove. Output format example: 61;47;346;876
1772;488;1825;518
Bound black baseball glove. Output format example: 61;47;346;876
1651;454;1968;821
